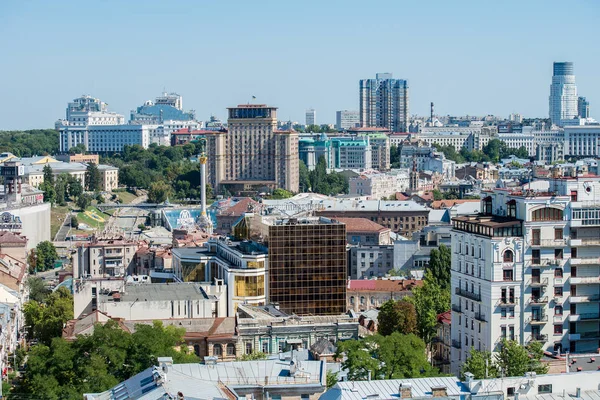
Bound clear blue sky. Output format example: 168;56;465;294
0;0;599;130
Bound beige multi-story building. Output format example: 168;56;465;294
206;105;299;194
73;236;138;279
0;154;118;192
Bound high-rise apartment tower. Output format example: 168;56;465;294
549;62;578;126
360;73;409;132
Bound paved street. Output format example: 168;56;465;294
54;212;72;242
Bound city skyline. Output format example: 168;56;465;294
1;0;599;130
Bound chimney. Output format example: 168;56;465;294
399;383;412;399
576;388;581;398
463;372;474;391
431;386;447;398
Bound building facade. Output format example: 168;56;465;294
450;178;600;376
207;105;299;193
336;110;359;131
578;96;590;119
549;62;578;126
268;217;347;315
306;108;316;126
359;73;409;132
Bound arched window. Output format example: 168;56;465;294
370;297;375;305
503;250;514;262
213;344;223;357
360;296;365;305
350;296;355;305
227;343;236;356
532;207;563;222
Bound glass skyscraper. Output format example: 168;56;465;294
549;62;578;126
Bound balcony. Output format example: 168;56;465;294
570;276;600;285
451;304;462;313
529;258;562;267
452;340;462;349
528;334;547;343
497;298;518;306
570;294;600;303
528;296;548;305
455;288;481;302
570;238;600;246
569;313;600;322
526;314;548;324
474;312;487;322
527;277;548;287
529;238;567;247
569;331;600;341
570;257;600;266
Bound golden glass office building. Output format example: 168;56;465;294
268;218;347;316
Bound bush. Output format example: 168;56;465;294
70;216;79;228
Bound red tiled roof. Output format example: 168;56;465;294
333;218;390;234
347;279;423;292
437;310;451;325
395;193;410;201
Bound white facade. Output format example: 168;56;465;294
549;62;578;126
497;132;535;156
335;110;359;130
305;108;316;126
416;130;491;151
564;126;600;158
349;172;407;199
451;178;600;376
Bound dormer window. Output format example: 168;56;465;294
483;196;493;215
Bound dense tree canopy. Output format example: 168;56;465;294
31;241;59;272
85;162;102;192
0;129;59;157
307;155;349;195
19;320;199;399
407;271;451;345
23;287;73;345
433;140;530;164
377;299;417;336
336;333;437;381
427;244;451;289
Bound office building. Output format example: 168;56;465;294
564;126;600;158
578;96;590;119
349;172;405;199
348;128;391;171
549;62;578;125
305;108;316;126
268;217;347;315
360;73;409;132
336;110;359;130
450;176;600;376
207;104;299;194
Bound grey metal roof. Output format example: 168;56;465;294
323;377;467;400
99;283;209;303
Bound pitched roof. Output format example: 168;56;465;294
0;231;27;245
333;218;390;234
347;279;423;292
219;197;260;216
430;199;480;209
437;310;451;325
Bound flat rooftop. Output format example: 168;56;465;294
99;283;209;303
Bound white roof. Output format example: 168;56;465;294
322;377;466;400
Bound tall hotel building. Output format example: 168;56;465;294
207;104;299;194
549;62;578;126
268;217;347;316
450;175;600;376
360;73;409;132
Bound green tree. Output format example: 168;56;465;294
377;299;417;336
427;244;451;289
0;129;59;157
70;215;79;228
270;188;294;199
461;348;497;379
326;370;339;389
67;176;84;199
432;189;443;201
238;351;268;361
39;180;57;204
390;145;400;168
69;143;87;155
43;164;54;185
299;160;311;192
495;339;548;377
33;241;58;272
27;276;50;303
148;180;172;203
77;193;92;210
85;162;102;191
337;333;436;381
23;287;73;345
306;124;322;133
407;272;450;345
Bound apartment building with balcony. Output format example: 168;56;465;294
73;236;138;279
451;177;600;375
